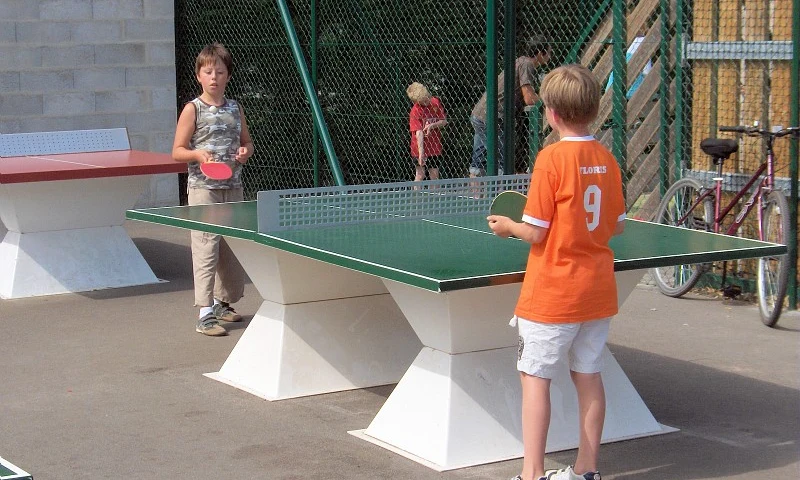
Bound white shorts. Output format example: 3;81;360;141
515;316;611;379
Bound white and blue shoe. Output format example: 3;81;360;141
544;466;601;480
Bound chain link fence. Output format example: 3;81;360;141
175;0;798;302
175;0;606;195
676;0;797;295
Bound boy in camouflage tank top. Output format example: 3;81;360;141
172;43;255;336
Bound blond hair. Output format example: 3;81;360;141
195;42;234;75
540;64;600;125
406;82;431;104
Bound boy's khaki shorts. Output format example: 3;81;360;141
515;316;611;379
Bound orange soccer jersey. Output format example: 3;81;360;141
515;137;626;323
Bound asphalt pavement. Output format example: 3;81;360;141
1;220;798;480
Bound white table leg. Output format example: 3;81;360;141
352;269;676;470
0;177;159;298
206;238;422;400
0;227;159;298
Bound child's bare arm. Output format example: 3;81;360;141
172;103;211;164
486;215;547;244
235;106;254;163
423;119;448;134
613;220;626;236
415;130;425;164
520;84;539;106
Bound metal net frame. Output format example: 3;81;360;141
257;174;529;231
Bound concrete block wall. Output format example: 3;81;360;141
0;0;180;207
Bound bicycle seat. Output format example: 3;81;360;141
700;138;738;161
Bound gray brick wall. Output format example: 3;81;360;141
0;0;179;207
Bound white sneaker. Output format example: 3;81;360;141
544;466;601;480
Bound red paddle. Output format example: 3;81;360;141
200;161;233;180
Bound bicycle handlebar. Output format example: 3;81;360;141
719;125;800;138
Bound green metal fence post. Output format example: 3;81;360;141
674;0;685;179
659;0;670;194
789;0;799;309
709;1;719;142
502;0;516;175
526;104;542;169
311;0;319;187
611;0;627;184
276;0;345;186
486;0;498;176
394;59;403;181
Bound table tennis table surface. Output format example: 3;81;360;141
127;200;786;292
0;150;185;183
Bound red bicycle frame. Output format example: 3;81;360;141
676;158;771;239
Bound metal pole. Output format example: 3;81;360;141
788;0;799;309
612;0;628;185
709;1;719;147
526;105;541;170
502;0;516;175
486;0;498;176
674;0;685;179
276;0;345;186
658;0;670;195
311;0;319;187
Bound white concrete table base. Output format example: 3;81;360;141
0;177;159;298
206;238;422;400
351;269;676;471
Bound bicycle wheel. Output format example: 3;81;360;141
650;178;714;297
757;190;790;327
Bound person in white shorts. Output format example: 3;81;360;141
487;64;627;480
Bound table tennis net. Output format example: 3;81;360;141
257;175;531;232
0;128;130;157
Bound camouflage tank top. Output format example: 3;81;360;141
187;97;244;189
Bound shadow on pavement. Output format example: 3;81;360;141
576;343;800;479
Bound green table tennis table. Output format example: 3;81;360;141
127;177;786;471
0;456;32;480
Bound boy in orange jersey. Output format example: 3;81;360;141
487;64;626;480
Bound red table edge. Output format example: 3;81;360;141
0;150;186;184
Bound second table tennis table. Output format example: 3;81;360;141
0;128;185;298
127;176;786;470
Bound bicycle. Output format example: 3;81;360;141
650;124;797;327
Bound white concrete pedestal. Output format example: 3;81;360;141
0;227;158;298
351;269;676;470
205;238;422;400
0;176;160;298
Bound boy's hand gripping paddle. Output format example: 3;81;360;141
200;161;233;180
489;190;527;222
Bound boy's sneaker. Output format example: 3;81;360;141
509;475;552;480
212;302;242;322
544;466;601;480
196;313;227;336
